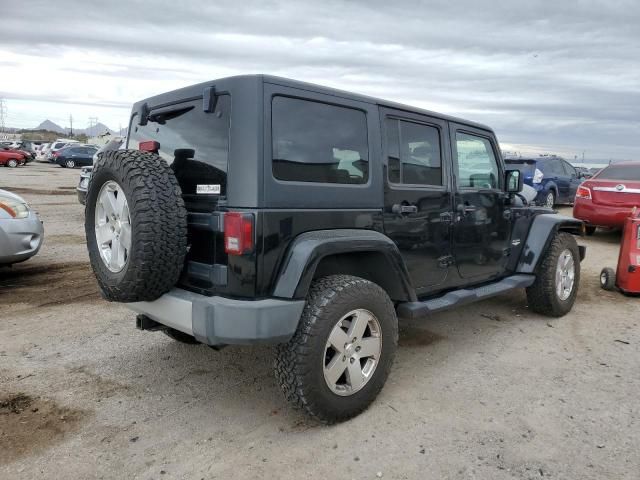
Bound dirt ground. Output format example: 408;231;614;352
1;162;638;479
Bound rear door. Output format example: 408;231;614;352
381;108;452;292
450;125;511;280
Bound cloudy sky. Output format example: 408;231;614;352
2;0;639;160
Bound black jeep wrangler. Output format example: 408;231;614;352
85;75;585;423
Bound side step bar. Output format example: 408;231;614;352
397;274;536;319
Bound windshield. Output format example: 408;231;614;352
595;164;640;181
129;95;230;196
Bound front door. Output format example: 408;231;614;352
450;125;511;280
381;109;452;293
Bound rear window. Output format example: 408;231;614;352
595;164;640;181
272;96;368;184
505;160;535;175
129;95;231;195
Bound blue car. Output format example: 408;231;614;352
505;156;584;207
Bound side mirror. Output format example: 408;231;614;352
505;169;523;193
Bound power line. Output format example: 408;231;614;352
69;114;73;136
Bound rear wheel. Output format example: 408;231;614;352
600;267;616;291
65;159;76;168
585;225;597;236
275;275;397;423
544;190;556;208
526;232;580;317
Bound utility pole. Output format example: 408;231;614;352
0;98;7;134
69;114;74;136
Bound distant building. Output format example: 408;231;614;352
0;132;22;141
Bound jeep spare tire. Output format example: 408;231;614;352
85;150;187;302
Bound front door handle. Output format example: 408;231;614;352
392;204;418;215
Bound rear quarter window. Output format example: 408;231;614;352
271;96;369;184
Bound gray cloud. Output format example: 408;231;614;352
3;0;639;159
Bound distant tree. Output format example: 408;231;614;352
75;133;88;143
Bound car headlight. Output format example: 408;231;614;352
0;195;30;219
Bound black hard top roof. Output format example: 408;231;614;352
133;74;494;134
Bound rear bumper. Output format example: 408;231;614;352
127;288;306;346
573;200;631;228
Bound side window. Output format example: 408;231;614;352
272;96;368;184
455;132;500;189
547;161;563;175
385;118;442;186
563;161;576;176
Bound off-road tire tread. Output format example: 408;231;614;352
85;149;187;302
526;232;580;317
274;275;397;424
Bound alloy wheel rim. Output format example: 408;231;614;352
546;193;554;207
95;180;132;273
323;309;382;396
555;249;575;301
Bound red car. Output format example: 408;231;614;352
573;161;640;234
0;150;27;168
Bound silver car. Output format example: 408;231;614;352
0;189;44;265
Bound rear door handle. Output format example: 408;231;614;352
392;204;418;215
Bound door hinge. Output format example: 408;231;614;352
503;209;512;220
502;248;511;257
438;255;454;268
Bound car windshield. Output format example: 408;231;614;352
595;164;640;181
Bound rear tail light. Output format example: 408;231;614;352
139;140;159;153
224;212;254;255
576;186;592;200
53;150;60;157
533;168;544;184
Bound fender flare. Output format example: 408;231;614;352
272;229;416;301
516;214;584;273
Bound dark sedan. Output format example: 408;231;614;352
54;145;98;168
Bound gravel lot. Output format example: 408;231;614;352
1;162;638;479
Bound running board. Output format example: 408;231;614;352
397;274;535;319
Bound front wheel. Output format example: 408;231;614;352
526;232;580;317
7;159;18;168
275;275;398;423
